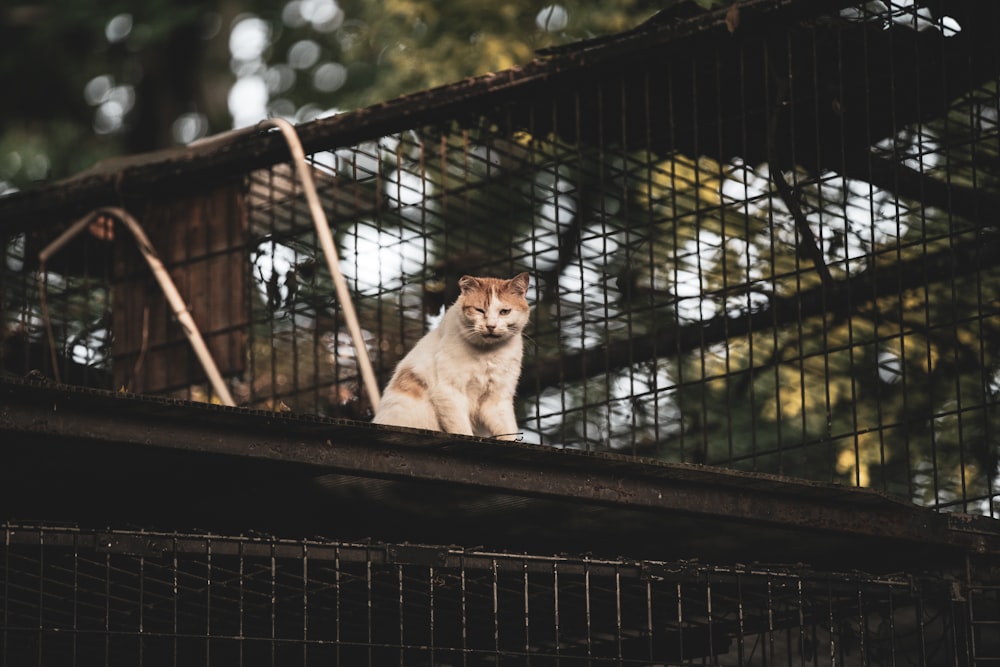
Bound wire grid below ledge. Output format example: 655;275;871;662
1;523;980;666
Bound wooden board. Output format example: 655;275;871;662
111;181;248;394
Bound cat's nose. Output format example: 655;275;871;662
486;324;496;332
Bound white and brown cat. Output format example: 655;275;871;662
372;273;530;440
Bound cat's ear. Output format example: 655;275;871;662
509;272;530;296
458;275;480;294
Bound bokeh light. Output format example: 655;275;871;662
536;5;568;32
313;62;347;93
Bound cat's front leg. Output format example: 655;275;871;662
430;388;475;436
478;398;520;441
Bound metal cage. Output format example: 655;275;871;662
4;3;1000;664
2;3;1000;508
2;523;990;666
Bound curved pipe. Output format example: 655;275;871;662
257;118;382;411
39;207;237;406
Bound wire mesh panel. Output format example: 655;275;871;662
0;523;984;666
2;1;1000;512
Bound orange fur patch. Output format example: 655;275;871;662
458;274;530;311
391;367;427;398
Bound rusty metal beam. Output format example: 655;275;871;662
2;377;998;566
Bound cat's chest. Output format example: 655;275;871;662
436;346;516;391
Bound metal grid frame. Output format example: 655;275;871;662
1;523;981;666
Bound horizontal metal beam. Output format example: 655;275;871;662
2;378;998;565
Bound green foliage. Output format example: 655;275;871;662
0;0;660;191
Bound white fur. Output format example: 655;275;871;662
372;274;530;440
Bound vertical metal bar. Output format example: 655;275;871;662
645;575;653;663
837;8;862;491
552;561;561;663
856;581;868;665
428;564;435;667
826;579;837;665
267;166;279;409
238;541;245;667
290;210;302;407
765;576;776;665
301;544;308;667
808;29;836;484
2;524;7;667
785;25;810;479
595;75;614;450
462;129;471;228
571;86;591;450
366;556;373;667
417;133;429;340
973;9;999;517
584;560;593;658
172;537;179;667
666;57;685;464
206;538;212;667
915;579;929;667
492;559;500;661
398;563;404;665
138;550;145;667
39;527;47;667
886;580;898;667
762;37;780;476
522;560;530;659
527;100;545;445
735;573;746;666
796;577;806;667
872;0;905;505
35;213;93;385
620;72;638;455
460;560;468;667
549;99;569;447
712;41;736;470
738;38;760;473
614;566;623;661
103;531;111;666
334;546;341;665
965;555;978;666
642;67;662;455
706;573;717;665
72;530;79;667
245;173;259;407
690;52;711;469
270;543;277;667
675;580;685;662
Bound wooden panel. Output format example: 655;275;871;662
112;181;247;395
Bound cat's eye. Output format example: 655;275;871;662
500;308;511;315
475;308;486;315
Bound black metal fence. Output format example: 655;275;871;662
3;0;1000;514
2;523;988;666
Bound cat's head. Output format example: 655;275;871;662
456;272;531;346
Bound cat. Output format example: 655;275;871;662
372;272;531;440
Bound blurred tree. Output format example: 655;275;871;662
0;0;661;193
